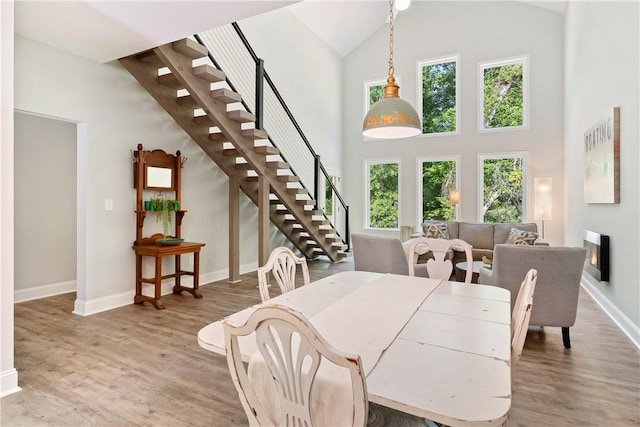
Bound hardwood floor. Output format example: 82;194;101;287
1;258;638;426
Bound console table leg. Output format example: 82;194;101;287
193;252;202;298
135;254;143;302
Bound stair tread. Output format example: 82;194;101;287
255;146;279;155
287;188;309;195
277;175;300;182
211;88;242;104
242;128;269;140
266;161;289;169
193;64;226;83
228;110;255;123
172;39;208;59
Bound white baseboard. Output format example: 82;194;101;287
1;368;21;398
14;280;76;303
581;273;640;350
73;262;259;316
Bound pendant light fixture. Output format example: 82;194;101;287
363;0;421;139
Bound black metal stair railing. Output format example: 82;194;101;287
194;23;350;250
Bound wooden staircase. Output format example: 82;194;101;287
119;38;347;262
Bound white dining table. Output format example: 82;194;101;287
197;271;512;426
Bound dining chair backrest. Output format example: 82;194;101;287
406;238;474;283
511;268;537;375
224;305;368;427
258;247;310;302
351;233;410;275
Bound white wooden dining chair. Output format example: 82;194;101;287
258;247;310;302
511;268;537;375
406;237;474;283
223;305;369;427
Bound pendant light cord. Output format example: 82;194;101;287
388;0;394;78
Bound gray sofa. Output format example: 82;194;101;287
417;220;546;264
479;244;587;348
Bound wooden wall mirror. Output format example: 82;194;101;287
146;166;173;190
134;145;179;191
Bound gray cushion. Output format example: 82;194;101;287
458;222;494;250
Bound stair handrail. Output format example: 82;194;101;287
195;24;350;250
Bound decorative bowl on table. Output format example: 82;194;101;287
155;237;184;246
482;256;493;267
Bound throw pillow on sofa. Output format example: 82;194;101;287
423;223;449;239
506;228;539;245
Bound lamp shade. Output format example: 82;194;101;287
363;96;421;139
534;177;552;221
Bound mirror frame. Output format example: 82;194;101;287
141;149;177;191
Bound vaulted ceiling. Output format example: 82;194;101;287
14;0;567;64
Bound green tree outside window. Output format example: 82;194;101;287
482;157;524;223
369;84;384;108
324;177;333;217
422;61;457;134
422;160;456;221
368;163;398;228
483;63;524;129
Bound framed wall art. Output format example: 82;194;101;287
584;107;620;203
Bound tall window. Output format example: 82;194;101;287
418;157;459;224
478;153;528;223
418;55;459;135
478;55;529;131
365;79;384;110
365;159;400;229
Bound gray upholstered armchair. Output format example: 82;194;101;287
478;244;587;348
352;233;409;274
351;233;427;277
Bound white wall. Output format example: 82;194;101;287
14;113;76;297
239;7;343;172
1;0;19;398
342;1;565;244
564;1;639;332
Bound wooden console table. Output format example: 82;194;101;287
133;240;205;310
132;144;205;310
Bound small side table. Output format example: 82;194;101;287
455;261;491;284
133;241;205;309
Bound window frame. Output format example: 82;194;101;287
477;151;529;223
416;54;461;137
477;55;530;133
363;158;401;231
416;155;460;229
